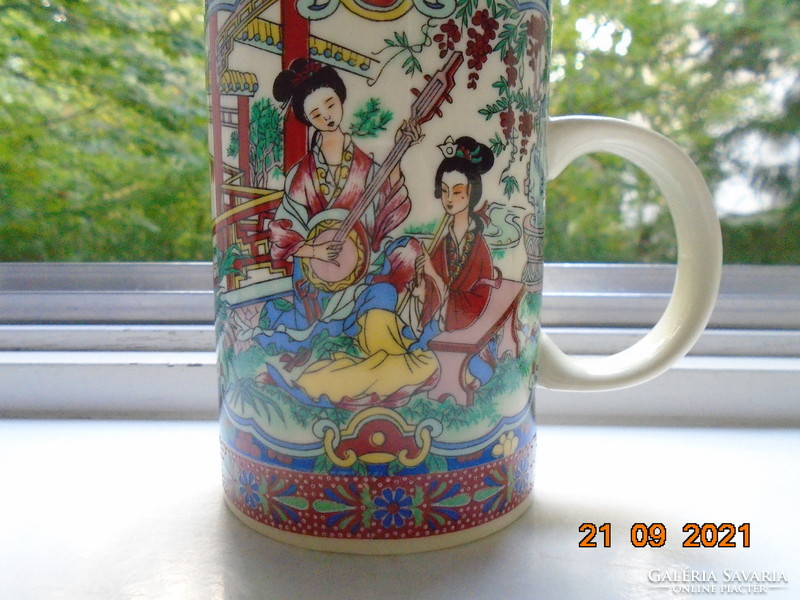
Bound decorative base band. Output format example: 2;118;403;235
221;439;535;548
224;493;533;554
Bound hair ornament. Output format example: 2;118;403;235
291;60;322;87
438;136;482;163
458;145;482;163
438;136;458;158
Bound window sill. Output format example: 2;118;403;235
0;419;796;599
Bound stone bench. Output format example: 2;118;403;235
426;279;524;406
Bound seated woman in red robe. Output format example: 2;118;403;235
412;136;498;330
408;136;500;385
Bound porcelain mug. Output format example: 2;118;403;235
205;0;722;553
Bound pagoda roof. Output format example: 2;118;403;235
239;17;378;79
219;70;259;96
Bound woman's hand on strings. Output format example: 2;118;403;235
407;277;426;300
415;245;436;279
396;119;424;147
313;240;343;266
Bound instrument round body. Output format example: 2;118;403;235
300;217;370;293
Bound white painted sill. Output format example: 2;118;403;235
2;420;797;599
1;263;798;425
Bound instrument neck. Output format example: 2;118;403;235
334;132;413;242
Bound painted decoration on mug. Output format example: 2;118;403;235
207;0;549;539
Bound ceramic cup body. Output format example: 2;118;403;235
205;0;719;553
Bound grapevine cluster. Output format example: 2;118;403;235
526;14;546;74
499;49;534;153
519;14;547;153
465;9;499;89
433;19;461;59
500;50;518;140
504;49;518;87
519;111;534;154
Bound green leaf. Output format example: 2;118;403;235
227;131;239;157
494;23;519;59
313;499;351;513
348;98;394;138
387;460;404;475
277;496;309;510
402;54;422;75
489;132;506;156
473;487;501;502
424;453;448;473
502;175;520;198
434;493;471;508
478;98;510;121
492;77;510;96
360;485;374;508
362;508;375;529
313;454;334;474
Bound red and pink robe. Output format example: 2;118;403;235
268;135;411;264
419;220;496;332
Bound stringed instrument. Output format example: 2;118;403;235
300;52;464;293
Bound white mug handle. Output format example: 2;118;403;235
537;116;723;391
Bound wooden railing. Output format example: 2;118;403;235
213;164;290;291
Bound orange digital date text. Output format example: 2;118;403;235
578;522;751;548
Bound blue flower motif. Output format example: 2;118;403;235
239;470;261;509
373;488;413;528
514;458;531;495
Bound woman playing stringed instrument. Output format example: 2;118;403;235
257;58;439;408
259;59;422;350
267;58;421;288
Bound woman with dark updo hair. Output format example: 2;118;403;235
267;58;418;270
411;136;497;333
256;58;435;408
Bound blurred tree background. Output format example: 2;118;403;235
0;0;209;261
546;0;800;264
0;0;797;263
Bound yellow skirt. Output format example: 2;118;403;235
296;309;438;404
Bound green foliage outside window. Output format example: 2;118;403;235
0;0;797;263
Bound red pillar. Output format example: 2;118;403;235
209;13;235;290
209;13;225;213
281;0;309;171
237;95;251;187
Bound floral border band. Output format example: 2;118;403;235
221;438;535;540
